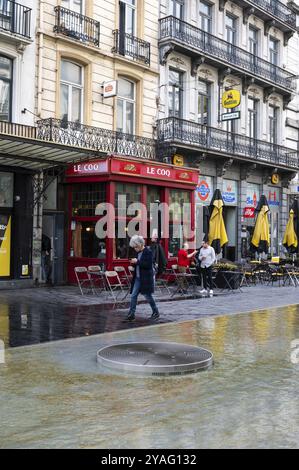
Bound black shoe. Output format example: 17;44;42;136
151;311;160;319
127;312;135;321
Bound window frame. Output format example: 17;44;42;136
116;77;136;135
0;54;13;122
60;0;85;14
198;0;212;33
168;68;184;119
60;59;84;124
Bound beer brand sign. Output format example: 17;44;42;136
222;89;241;109
243;207;255;218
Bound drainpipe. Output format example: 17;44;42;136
37;1;44;117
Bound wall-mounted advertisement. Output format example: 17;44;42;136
195;176;213;205
222;179;238;205
0;215;11;277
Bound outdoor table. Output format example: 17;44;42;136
171;273;198;298
218;270;243;293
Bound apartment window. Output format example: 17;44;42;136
269;37;279;66
119;0;136;36
168;69;184;118
248;97;258;139
61;0;83;14
117;77;135;134
197;80;210;125
199;0;212;33
170;0;184;19
269;105;278;144
60;60;83;124
0;55;12;122
249;26;258;55
226;13;236;44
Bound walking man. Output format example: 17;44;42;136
127;235;159;321
198;240;216;296
150;234;167;275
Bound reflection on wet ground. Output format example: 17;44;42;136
0;305;298;449
0;302;167;348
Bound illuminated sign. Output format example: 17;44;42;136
222;89;241;109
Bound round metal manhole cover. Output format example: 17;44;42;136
97;342;213;376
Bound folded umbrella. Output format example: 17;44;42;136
208;189;228;255
250;194;270;254
283;202;298;254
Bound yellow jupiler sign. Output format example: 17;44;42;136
222;89;241;109
0;216;11;277
173;154;184;167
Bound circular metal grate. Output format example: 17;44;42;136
97;342;213;376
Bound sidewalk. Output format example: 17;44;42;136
0;284;298;347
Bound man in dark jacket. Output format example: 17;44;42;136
150;234;167;275
127;235;159;321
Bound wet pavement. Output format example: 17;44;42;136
1;284;299;348
0;304;298;448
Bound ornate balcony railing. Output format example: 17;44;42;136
36;118;156;160
157;117;299;170
112;30;151;65
243;0;296;29
54;6;100;47
0;0;31;39
159;16;296;92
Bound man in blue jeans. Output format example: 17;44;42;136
127;235;159;321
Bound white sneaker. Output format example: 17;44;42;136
209;289;214;295
200;289;208;294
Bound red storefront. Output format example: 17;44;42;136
66;156;199;283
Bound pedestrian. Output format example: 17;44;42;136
194;241;205;286
177;242;197;293
41;233;52;284
150;234;167;275
198;240;216;296
127;235;160;321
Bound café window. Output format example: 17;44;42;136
71;221;106;258
114;182;142;259
0;172;13;207
72;183;106;216
169;189;191;256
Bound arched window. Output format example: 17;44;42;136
60;59;84;124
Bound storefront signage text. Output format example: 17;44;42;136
67;160;109;176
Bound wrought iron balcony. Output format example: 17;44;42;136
157;117;299;170
36;118;156;160
0;0;31;39
112;30;151;65
54;6;100;47
159;16;296;94
224;0;297;33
